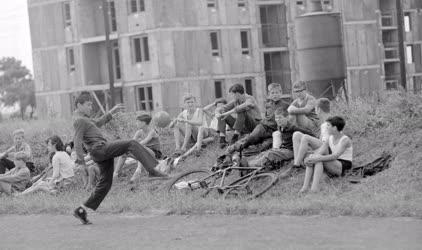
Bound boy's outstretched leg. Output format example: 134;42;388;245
96;140;167;178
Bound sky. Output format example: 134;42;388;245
0;0;33;73
0;1;32;114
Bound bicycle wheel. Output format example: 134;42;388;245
223;173;277;200
166;169;215;196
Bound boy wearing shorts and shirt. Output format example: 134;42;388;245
300;116;353;193
175;98;227;162
170;94;213;156
292;98;331;168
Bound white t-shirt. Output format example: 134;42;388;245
51;151;75;182
320;122;329;143
328;135;353;161
179;108;209;128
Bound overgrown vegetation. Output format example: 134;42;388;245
0;91;421;217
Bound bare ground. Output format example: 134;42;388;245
1;214;421;250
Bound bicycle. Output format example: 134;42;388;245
166;151;279;200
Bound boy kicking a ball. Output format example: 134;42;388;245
72;92;167;225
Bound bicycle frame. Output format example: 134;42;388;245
186;164;264;193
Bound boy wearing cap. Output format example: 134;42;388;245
0;152;31;195
0;129;33;174
288;81;319;133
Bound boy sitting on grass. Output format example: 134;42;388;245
0;129;33;174
225;83;289;155
0;152;30;195
292;98;331;168
215;84;261;146
287;81;319;133
113;113;163;183
300;116;353;193
175;98;227;163
170;94;214;156
18;135;75;196
240;108;314;170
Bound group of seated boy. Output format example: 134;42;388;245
0;81;353;196
165;81;353;192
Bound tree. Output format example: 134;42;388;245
0;57;36;119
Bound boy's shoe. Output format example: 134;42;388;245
230;134;240;145
73;206;92;225
219;136;227;149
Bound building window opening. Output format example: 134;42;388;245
214;80;223;98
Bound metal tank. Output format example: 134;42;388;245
295;0;346;99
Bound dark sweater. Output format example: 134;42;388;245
279;124;314;151
261;99;291;130
73;112;112;164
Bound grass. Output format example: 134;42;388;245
0;91;421;217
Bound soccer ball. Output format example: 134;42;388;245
153;111;171;128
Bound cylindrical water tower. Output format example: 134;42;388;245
295;0;346;99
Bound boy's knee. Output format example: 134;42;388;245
292;131;303;141
302;134;312;142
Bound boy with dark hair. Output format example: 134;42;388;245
300;116;353;193
18;135;75;196
292;98;331;168
0;129;33;174
216;84;261;145
0;152;31;195
72;91;167;224
229;83;290;151
242;108;314;169
288;81;319;132
114;113;163;183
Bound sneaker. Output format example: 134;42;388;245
73;206;92;225
230;134;239;145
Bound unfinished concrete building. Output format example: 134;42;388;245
28;0;421;118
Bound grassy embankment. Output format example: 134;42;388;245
0;91;421;217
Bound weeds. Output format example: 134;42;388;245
0;91;421;217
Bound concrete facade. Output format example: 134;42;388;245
28;0;421;118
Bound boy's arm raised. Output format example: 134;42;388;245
93;103;125;127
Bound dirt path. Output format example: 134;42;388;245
1;214;421;250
